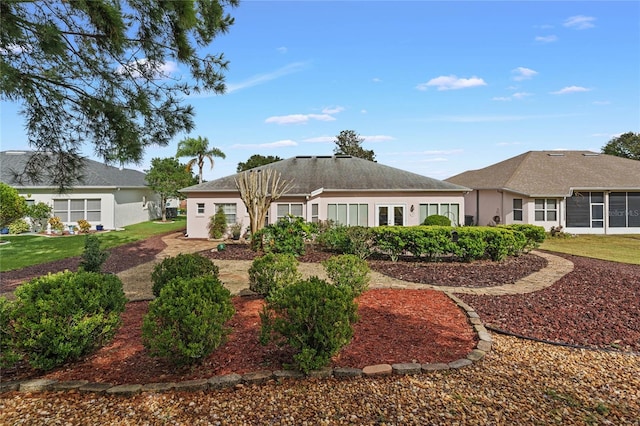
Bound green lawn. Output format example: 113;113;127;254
0;218;186;272
539;234;640;265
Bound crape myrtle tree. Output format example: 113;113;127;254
236;154;283;172
176;136;226;184
235;169;293;235
333;130;376;162
601;132;640;161
146;157;197;222
0;0;238;191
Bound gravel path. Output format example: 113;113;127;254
1;334;638;425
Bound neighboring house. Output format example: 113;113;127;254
181;155;469;239
446;150;640;234
1;151;161;230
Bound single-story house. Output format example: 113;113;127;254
446;150;640;234
1;151;161;230
181;155;470;238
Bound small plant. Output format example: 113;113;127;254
48;216;64;232
11;271;126;371
151;253;219;297
142;275;235;365
77;219;91;233
8;218;30;234
422;214;451;226
208;206;228;239
248;253;301;298
79;234;109;273
25;201;52;232
260;277;358;374
229;221;243;239
322;254;370;296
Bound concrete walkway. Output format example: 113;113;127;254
119;233;575;299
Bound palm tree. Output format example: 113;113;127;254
176;136;226;184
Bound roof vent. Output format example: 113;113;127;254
582;153;600;157
295;155;312;159
335;155;352;158
547;153;565;157
316;155;332;159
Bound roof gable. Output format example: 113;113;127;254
1;151;148;188
446;151;640;196
182;155;468;194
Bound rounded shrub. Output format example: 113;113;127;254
0;297;20;368
8;218;30;234
260;277;358;374
248;253;301;298
11;271;127;371
422;214;451;226
151;253;219;297
322;254;370;296
142;275;235;365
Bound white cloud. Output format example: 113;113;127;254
550;86;591;95
535;35;558;43
512;92;532;99
303;136;334;143
428;113;579;123
117;59;178;79
231;139;298;149
361;109;368;114
512;67;538;81
362;135;395;143
276;46;288;54
322;106;345;114
416;75;487;91
225;62;308;93
265;114;335;125
492;92;531;101
564;15;596;30
372;77;382;83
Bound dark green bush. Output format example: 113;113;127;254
151;253;219;297
142;275;235;365
260;277;358;373
404;226;456;260
0;297;20;368
208;206;228;239
11;271;126;371
79;234;109;273
504;224;546;251
251;215;317;256
422;214;451;226
370;226;408;261
248;253;301;298
322;254;370;296
451;228;488;262
315;222;351;253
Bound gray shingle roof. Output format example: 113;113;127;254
1;151;148;188
182;155;468;194
446;151;640;197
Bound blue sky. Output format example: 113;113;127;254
1;1;639;181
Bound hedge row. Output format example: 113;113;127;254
317;224;545;262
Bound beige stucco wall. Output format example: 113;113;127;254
185;191;467;239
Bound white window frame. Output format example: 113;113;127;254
376;204;405;226
276;203;303;220
513;199;523;221
327;203;368;226
53;199;101;223
535;199;557;222
196;203;205;215
215;203;237;224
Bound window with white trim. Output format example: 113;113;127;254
513;199;523;221
327;203;368;226
53;199;101;223
419;203;460;225
311;204;319;223
276;203;303;220
196;203;205;215
215;203;237;224
535;199;557;221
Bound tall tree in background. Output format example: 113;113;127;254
333;130;376;161
0;1;238;190
235;169;293;235
176;136;226;184
601;132;640;161
237;155;283;172
145;158;196;222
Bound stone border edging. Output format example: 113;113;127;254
0;292;491;396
